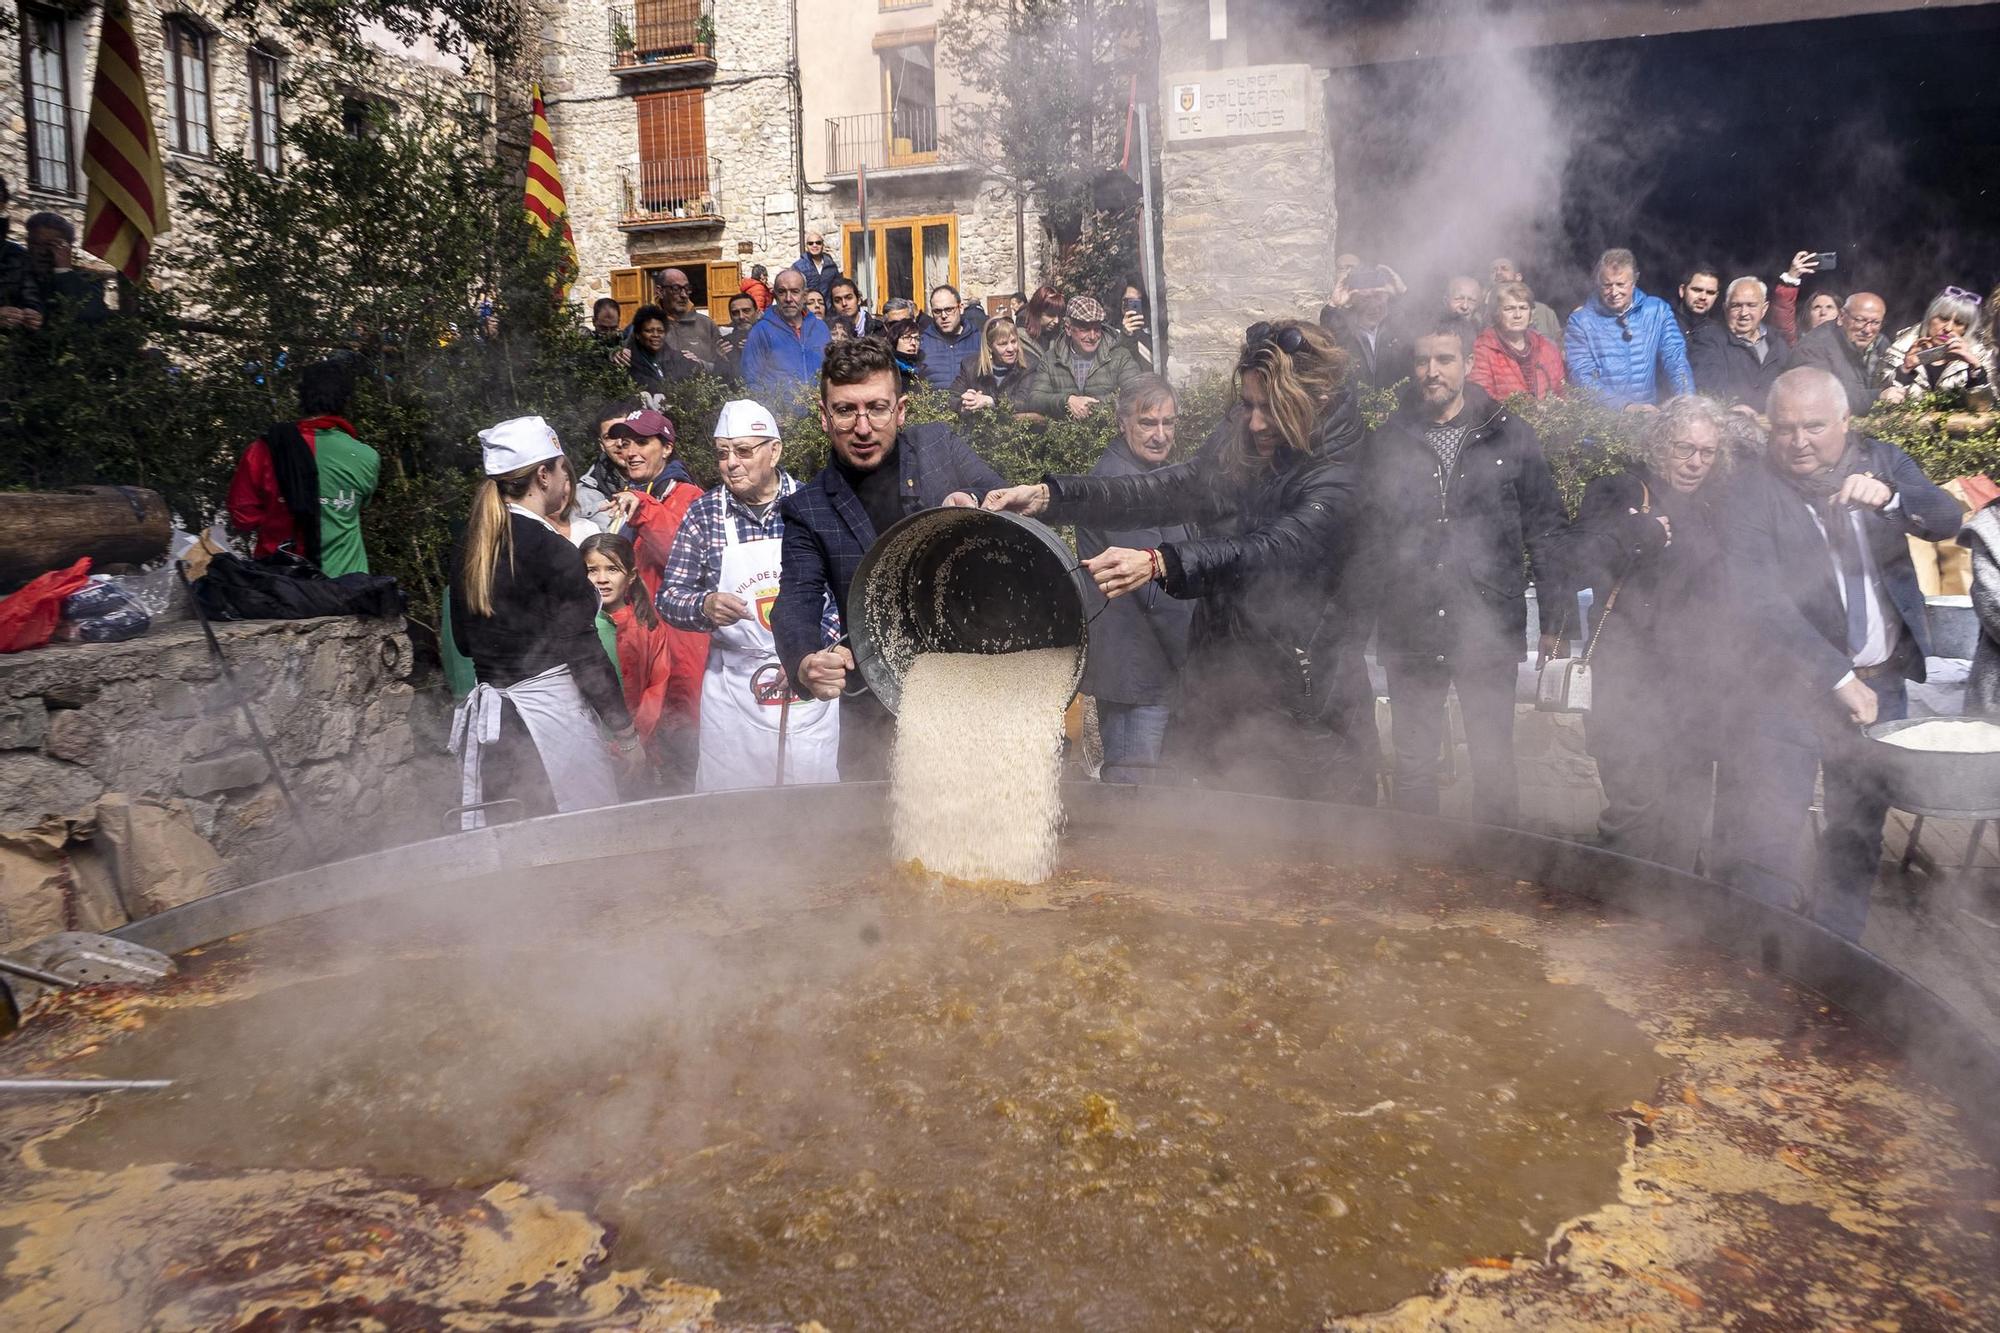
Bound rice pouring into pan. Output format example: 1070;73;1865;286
890;648;1076;883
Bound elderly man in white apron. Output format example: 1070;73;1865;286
659;400;839;788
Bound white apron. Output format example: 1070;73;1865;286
695;515;839;790
449;664;622;829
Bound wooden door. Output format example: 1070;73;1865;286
707;261;739;324
610;267;646;327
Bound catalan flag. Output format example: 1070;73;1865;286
80;0;169;279
524;85;579;295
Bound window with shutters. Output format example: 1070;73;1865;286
248;46;282;174
628;90;713;222
20;6;77;195
162;16;213;158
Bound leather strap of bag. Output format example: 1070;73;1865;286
1578;482;1651;668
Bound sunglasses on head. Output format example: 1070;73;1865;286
1943;285;1985;307
1242;322;1309;356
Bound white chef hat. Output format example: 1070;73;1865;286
712;399;782;443
478;415;564;476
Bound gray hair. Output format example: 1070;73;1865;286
1726;276;1768;304
1923;290;1982;334
1769;366;1851;419
1637;394;1751;482
1596;247;1637;279
1116;373;1176;420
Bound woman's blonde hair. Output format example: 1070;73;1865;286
974;316;1032;379
460;457;565;617
1490;281;1534;327
1225;320;1348;477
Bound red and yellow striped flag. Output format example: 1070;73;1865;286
80;0;169;279
524;85;579;295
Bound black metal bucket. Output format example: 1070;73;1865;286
848;507;1089;714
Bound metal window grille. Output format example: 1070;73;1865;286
249;47;281;174
20;7;76;195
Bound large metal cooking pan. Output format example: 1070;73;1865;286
111;785;2000;1161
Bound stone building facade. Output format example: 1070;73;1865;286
3;0;492;289
545;0;1047;326
538;0;800;325
794;0;1044;312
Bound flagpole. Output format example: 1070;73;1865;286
1136;103;1163;371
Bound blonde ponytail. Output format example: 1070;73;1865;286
460;462;546;617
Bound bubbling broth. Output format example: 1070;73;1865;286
47;850;1669;1331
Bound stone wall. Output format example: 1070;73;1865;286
0;616;450;889
1153;0;1337;371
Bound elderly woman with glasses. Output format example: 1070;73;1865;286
1879;286;1992;405
1545;395;1751;869
984;319;1376;798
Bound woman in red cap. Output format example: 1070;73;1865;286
600;406;711;785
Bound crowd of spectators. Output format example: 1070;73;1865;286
33;169;1987;943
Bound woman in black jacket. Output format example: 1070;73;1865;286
984;320;1375;798
949;316;1039;416
1544;394;1746;869
449;416;641;825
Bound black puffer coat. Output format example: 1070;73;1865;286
1043;392;1370;788
1353;383;1570;661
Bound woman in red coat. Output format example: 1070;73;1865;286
1468;281;1567;401
599;409;710;786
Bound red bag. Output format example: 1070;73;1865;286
0;558;92;653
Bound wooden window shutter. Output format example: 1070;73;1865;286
634;89;708;197
706;261;739;324
610;267;645;327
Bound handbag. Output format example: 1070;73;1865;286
1536;483;1648;714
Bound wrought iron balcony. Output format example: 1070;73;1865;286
622;156;720;227
825;104;965;177
608;0;714;70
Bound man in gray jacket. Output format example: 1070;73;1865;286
1077;375;1194;781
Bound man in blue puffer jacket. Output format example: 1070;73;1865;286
1564;248;1695;409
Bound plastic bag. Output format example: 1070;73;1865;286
0;559;92;653
62;579;133;620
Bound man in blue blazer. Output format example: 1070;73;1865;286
774;337;1005;777
1712;367;1961;941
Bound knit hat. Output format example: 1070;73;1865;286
478;416;563;476
713;400;781;442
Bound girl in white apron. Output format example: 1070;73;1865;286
696;511;840;789
448;416;637;827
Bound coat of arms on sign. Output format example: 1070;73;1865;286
1175;84;1199;114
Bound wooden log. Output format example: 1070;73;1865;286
0;487;172;589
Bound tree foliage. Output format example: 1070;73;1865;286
940;0;1152;249
0;98;628;636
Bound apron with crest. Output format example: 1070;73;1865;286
695;513;839;790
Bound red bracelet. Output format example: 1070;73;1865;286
1147;548;1165;582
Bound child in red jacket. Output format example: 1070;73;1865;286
582;533;676;784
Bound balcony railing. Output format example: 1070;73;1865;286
623;156;719;225
825;105;963;176
608;0;713;69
